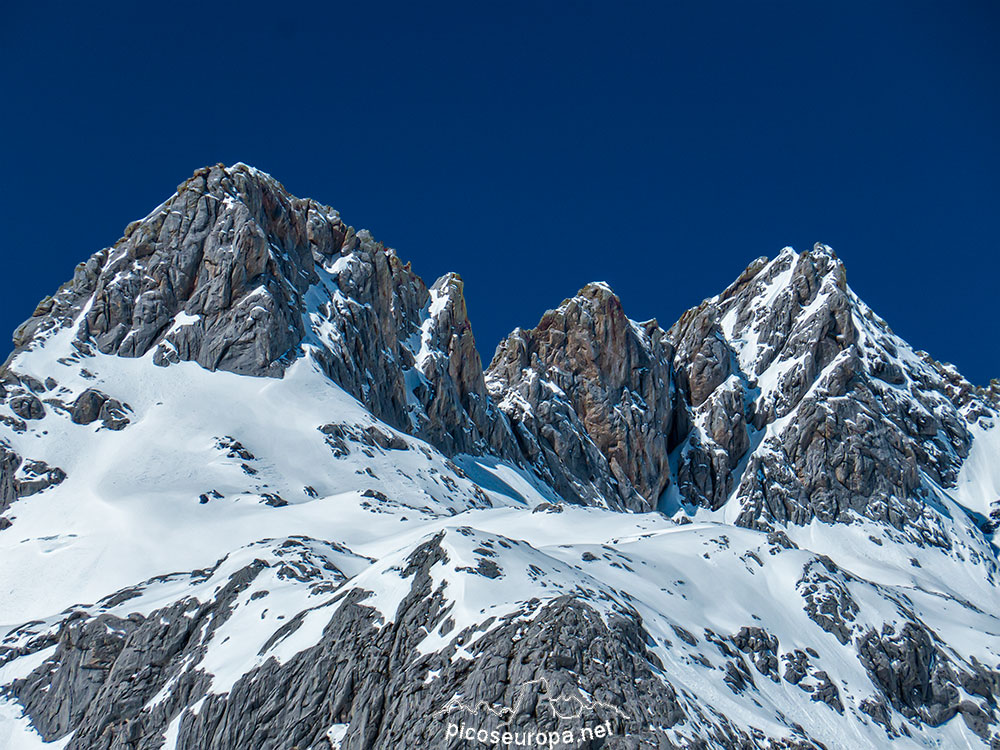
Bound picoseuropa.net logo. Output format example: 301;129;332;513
443;721;615;747
433;676;627;746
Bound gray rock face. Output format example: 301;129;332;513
69;389;131;431
10;393;45;421
856;623;959;727
9;537;354;749
69;388;108;425
796;557;859;645
486;283;682;512
6;534;839;750
673;376;750;511
7;252;107;367
668;245;985;539
406;273;518;459
16;460;67;497
0;442;20;516
854;619;1000;739
0;442;65;524
84;165;335;377
7;164;517;462
304;228;430;435
304;233;521;459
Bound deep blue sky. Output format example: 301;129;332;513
3;2;998;383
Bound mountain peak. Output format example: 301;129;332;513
577;280;617;298
2;166;1000;750
5;164;514;462
666;242;996;541
487;279;680;512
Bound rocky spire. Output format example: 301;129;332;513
398;271;520;458
485;282;682;512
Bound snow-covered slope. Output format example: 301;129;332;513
1;165;999;750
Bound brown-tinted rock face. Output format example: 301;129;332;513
486;283;681;512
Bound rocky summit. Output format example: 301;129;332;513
1;163;999;750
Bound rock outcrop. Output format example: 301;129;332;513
304;226;519;458
0;442;20;517
668;245;986;540
7;164;518;462
7;534;832;750
0;441;65;522
486;283;682;512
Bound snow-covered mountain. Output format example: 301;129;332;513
1;163;999;750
